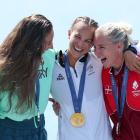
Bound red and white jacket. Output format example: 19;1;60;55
102;64;140;140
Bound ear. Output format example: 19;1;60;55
68;30;71;39
117;42;124;51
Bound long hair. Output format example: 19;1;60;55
0;14;53;112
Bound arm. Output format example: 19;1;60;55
124;45;140;73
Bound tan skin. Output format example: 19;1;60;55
124;50;140;73
67;21;96;68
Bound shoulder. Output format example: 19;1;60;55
42;49;56;65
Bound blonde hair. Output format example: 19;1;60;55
97;22;133;48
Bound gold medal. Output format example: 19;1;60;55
70;113;85;127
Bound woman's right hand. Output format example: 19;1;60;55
49;98;60;116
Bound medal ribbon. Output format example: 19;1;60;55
110;66;129;121
64;54;87;113
35;79;40;122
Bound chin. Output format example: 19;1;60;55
103;64;110;69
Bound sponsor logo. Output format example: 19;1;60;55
132;81;140;97
57;74;65;80
87;64;95;75
132;90;140;97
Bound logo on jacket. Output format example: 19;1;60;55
104;86;112;95
133;81;139;90
57;74;65;80
132;81;140;97
87;64;95;75
38;67;48;79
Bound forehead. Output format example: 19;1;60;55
72;21;96;33
94;30;110;45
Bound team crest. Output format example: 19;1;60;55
132;81;139;90
132;81;140;97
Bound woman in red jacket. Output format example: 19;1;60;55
94;22;140;140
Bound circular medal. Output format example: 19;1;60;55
70;113;85;127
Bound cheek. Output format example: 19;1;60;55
43;43;53;51
82;47;90;54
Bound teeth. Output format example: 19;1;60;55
75;47;82;52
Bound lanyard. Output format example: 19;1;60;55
110;66;129;120
64;54;87;113
35;79;40;122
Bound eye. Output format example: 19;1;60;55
85;39;92;45
74;34;81;39
100;46;105;49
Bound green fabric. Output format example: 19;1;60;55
0;49;55;121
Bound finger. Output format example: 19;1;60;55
133;66;140;74
49;97;55;103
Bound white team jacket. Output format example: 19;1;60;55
51;52;112;140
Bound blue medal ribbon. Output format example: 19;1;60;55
110;66;129;121
64;54;87;113
35;79;40;122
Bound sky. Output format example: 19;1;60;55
0;0;139;140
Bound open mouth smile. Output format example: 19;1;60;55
101;58;107;63
74;47;83;52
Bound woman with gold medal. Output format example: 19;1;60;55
50;17;140;140
51;17;112;140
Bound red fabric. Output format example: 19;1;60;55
102;66;140;140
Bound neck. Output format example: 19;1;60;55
113;55;124;72
67;50;77;68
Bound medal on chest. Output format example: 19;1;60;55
110;66;128;135
70;113;85;127
64;54;87;127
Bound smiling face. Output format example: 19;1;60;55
67;21;96;66
94;30;123;69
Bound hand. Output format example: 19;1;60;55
124;51;140;73
49;98;60;116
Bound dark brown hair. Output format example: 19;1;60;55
71;16;98;30
0;14;53;112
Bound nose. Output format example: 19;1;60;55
77;39;85;48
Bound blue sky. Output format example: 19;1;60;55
0;0;139;139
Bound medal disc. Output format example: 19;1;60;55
70;113;85;127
